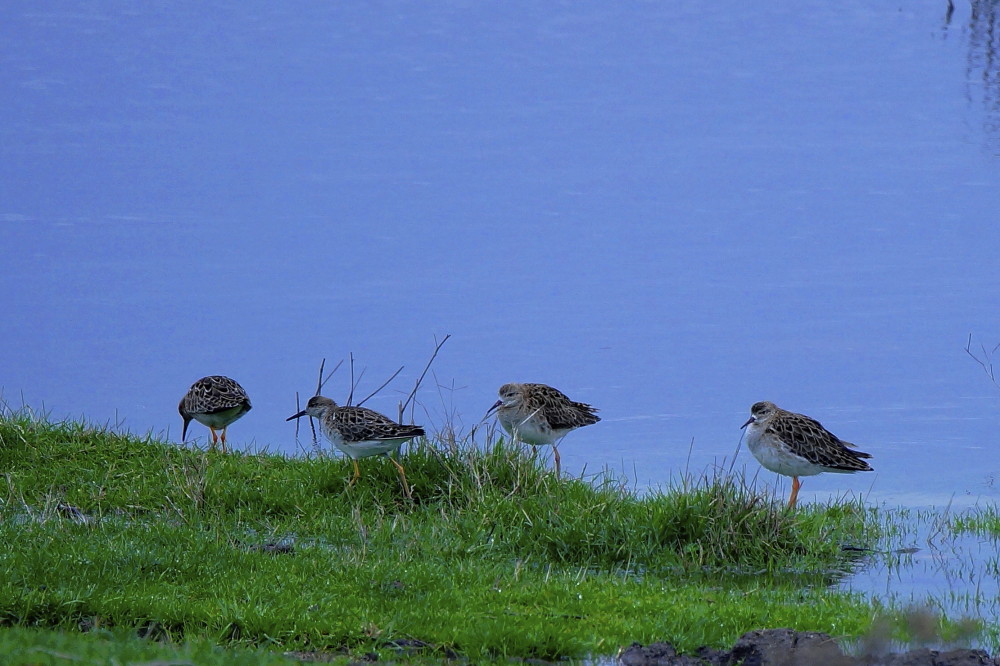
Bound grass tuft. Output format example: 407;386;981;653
0;407;884;660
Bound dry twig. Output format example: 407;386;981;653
346;353;368;406
965;333;1000;390
316;358;343;395
399;334;451;421
358;366;405;407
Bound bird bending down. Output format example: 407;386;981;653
486;382;600;477
740;401;873;508
179;375;252;453
286;395;424;498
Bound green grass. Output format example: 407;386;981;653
826;503;999;651
0;626;300;666
945;504;1000;537
0;407;888;661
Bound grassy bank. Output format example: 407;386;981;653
0;626;298;665
0;408;888;662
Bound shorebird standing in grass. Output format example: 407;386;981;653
486;382;600;477
179;375;252;453
286;395;424;498
740;401;873;509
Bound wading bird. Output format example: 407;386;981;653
741;401;873;508
179;375;252;453
486;382;600;477
287;395;424;498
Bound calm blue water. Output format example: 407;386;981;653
3;1;1000;511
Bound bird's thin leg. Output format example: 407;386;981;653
553;445;561;478
209;427;219;451
220;428;228;454
788;477;801;509
349;458;361;486
388;457;412;499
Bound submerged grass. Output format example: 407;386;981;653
946;504;1000;537
0;407;885;661
837;504;999;651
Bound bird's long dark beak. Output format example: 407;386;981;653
484;399;502;418
740;416;754;429
286;410;307;422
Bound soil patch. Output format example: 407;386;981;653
619;628;997;665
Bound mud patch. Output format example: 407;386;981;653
618;628;997;665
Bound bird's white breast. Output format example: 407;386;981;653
499;413;567;446
746;424;823;477
319;425;405;460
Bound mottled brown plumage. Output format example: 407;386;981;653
286;395;424;497
486;382;600;477
741;401;872;508
178;375;252;453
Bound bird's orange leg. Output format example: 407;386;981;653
388;457;412;499
348;459;361;486
788;477;802;509
220;428;228;454
209;427;219;451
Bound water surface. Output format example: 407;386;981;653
3;1;1000;509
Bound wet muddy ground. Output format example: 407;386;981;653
617;629;996;666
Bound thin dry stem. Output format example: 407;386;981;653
400;334;451;422
315;358;325;395
357;366;405;408
315;358;344;395
965;333;1000;390
347;353;357;406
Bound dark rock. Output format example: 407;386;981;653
618;641;678;665
876;647;998;666
617;631;1000;666
730;628;853;666
936;648;999;666
693;644;730;666
618;640;726;665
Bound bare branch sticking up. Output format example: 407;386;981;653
346;353;362;406
290;391;318;443
965;333;1000;390
357;365;405;407
315;359;325;396
399;334;451;422
315;358;343;396
346;358;367;407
